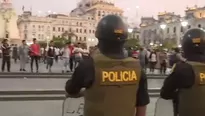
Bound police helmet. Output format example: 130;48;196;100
95;15;128;43
182;28;205;56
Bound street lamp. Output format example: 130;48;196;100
160;24;166;44
46;36;49;48
128;28;133;33
181;21;188;27
150;42;153;46
160;24;167;30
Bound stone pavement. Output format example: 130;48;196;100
0;98;159;116
0;60;171;74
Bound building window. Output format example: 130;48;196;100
167;28;169;33
173;27;176;33
76;28;78;33
69;28;72;32
38;34;41;39
200;13;202;18
53;27;55;31
80;29;82;33
79;37;82;41
93;30;95;33
24;25;27;30
80;22;82;26
24;34;27;39
58;27;61;32
84;29;87;33
76;36;78;41
62;28;64;32
180;27;183;32
198;24;201;28
84;37;86;41
98;11;101;16
38;25;41;31
89;30;91;33
33;25;35;28
77;22;79;25
188;25;191;29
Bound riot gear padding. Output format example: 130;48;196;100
95;15;128;43
182;28;205;56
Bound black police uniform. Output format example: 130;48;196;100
160;28;205;116
65;15;150;116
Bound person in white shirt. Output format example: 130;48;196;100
55;47;60;63
73;43;83;68
149;50;157;73
60;43;71;73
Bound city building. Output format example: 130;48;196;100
140;5;205;47
18;0;124;47
0;0;21;44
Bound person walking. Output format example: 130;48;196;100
138;47;146;71
19;40;29;71
1;39;11;72
149;50;157;73
12;44;18;63
29;38;40;73
46;41;55;73
68;42;74;71
159;50;168;74
60;42;71;73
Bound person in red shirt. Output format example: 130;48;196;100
29;38;40;72
68;42;74;71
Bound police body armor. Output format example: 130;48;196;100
84;51;141;116
179;62;205;116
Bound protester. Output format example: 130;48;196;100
61;42;71;73
73;43;83;68
29;38;40;72
12;44;18;63
19;40;29;71
1;39;11;72
159;50;168;74
68;42;74;71
149;49;157;73
55;47;60;63
46;41;55;72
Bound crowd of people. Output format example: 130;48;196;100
0;38;90;73
130;47;186;74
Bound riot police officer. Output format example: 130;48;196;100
160;28;205;116
65;15;150;116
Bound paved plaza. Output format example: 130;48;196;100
0;60;171;74
0;60;170;116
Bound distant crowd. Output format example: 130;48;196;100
0;38;90;73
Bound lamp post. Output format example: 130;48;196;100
180;21;188;46
46;36;49;48
160;24;167;44
128;28;133;39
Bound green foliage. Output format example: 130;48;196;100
52;37;70;48
162;39;177;49
124;39;140;48
38;41;47;48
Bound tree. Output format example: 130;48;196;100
162;38;177;49
52;37;70;48
124;39;140;48
62;31;77;42
38;41;47;48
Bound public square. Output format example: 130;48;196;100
0;60;168;116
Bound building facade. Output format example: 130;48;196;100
18;0;124;47
0;0;21;44
140;5;205;47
